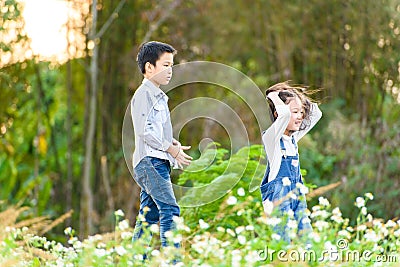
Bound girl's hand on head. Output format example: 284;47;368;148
267;91;280;99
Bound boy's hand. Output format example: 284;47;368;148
175;145;192;168
172;139;181;147
167;144;192;168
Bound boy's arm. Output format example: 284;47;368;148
132;90;171;151
133;91;192;166
294;103;322;141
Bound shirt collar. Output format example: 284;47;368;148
142;78;167;98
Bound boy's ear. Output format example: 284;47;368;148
145;62;153;74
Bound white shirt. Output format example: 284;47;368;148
261;103;322;182
131;78;177;168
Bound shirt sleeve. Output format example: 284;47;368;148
131;90;171;152
143;101;171;151
261;105;291;181
293;103;322;142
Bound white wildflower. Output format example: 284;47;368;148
151;250;160;257
338;230;351;239
115;246;127;256
364;192;374;200
361;207;367;215
150;224;159;233
393;229;400;237
226;228;236;237
373;220;383;228
314;220;329;231
265;217;282;226
235;226;245;234
302;217;311;225
271;233;281;240
199;219;209;229
237;235;246;245
309;232;321;242
318;197;330;207
231;250;242;266
385;220;396;228
134;254;143;261
282;177;291;186
237;187;245;197
227;196;237;205
118;220;130;231
173;234;182;244
164;231;173;240
364;230;380;243
312;205;321;212
332;207;342;216
287;219;298;229
296;182;309;194
114;209;125;217
287;209;294;217
355;197;365;208
221;241;231;247
217;226;225;233
94;248;106;257
357;225;367;231
64;227;73;235
120;231;132;240
262;199;274;215
245;225;254;231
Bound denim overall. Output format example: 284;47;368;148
260;136;312;243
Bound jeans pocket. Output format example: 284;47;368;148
133;168;150;193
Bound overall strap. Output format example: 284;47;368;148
291;135;297;150
280;136;298;158
280;138;287;158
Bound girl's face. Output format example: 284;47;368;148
285;96;304;135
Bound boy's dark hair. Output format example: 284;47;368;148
265;81;313;131
136;41;177;74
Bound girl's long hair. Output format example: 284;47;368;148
265;81;316;131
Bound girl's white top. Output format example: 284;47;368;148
261;103;322;182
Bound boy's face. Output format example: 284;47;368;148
286;96;304;133
145;52;174;87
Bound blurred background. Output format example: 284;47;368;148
1;0;400;239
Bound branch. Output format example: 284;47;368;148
142;0;182;43
94;0;127;39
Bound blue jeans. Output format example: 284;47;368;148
133;157;180;247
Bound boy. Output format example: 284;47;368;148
131;41;192;248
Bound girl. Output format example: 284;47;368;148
260;81;322;243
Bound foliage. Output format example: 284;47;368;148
307;99;400;221
1;0;400;239
1;187;399;266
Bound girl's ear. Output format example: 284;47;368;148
274;111;278;119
